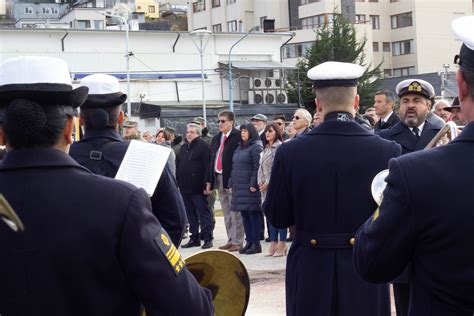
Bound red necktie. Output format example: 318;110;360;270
216;135;227;172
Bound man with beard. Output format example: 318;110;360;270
377;79;441;316
445;96;468;126
378;80;441;155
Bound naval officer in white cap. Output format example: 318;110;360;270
354;15;474;316
69;73;188;247
0;57;213;315
264;61;400;316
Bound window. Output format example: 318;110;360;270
301;14;331;29
283;42;313;59
226;0;236;3
392;39;413;56
390;0;399;2
370;15;379;29
94;20;103;29
299;0;320;4
373;42;379;52
42;7;51;14
212;24;222;32
212;0;220;7
227;20;237;32
383;69;392;77
52;7;59;14
383;42;391;52
193;1;206;12
355;0;364;2
25;7;33;14
393;67;415;77
391;12;412;29
76;20;91;29
369;0;378;2
355;14;366;23
148;5;155;13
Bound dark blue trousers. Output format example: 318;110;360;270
241;211;262;243
181;194;214;241
268;222;287;242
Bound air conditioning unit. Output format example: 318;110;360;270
264;90;276;104
248;90;264;104
250;78;264;89
276;91;288;104
263;78;284;89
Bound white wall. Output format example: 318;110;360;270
0;28;290;105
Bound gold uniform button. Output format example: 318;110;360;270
350;238;355;246
310;239;317;246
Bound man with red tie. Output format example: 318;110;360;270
206;111;244;252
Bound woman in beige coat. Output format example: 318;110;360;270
258;123;287;257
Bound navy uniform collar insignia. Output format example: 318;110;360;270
325;112;354;122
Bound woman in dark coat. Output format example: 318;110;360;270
230;123;263;255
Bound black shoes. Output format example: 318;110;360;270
181;239;201;248
239;242;252;254
201;240;213;249
245;243;262;255
265;237;271;242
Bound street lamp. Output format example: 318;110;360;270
100;10;132;118
228;25;260;112
190;29;212;125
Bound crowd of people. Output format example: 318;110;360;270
1;14;474;316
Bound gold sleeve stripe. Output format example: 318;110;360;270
166;246;176;259
169;248;182;267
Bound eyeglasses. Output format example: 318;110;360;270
293;116;301;120
218;120;228;124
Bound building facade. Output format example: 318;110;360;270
187;0;473;78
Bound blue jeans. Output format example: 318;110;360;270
240;211;262;243
181;194;215;241
268;222;287;242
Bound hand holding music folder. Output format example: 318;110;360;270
0;194;25;232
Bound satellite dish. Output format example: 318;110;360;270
111;3;131;21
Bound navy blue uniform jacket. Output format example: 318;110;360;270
70;128;187;246
0;148;213;316
354;122;474;316
378;120;441;155
264;115;401;316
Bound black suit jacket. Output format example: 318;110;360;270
374;112;400;132
208;128;240;189
176;137;210;195
0;148;213;316
378;121;441;155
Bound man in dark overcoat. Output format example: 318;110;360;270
354;16;474;316
373;90;400;132
177;123;214;249
264;61;401;316
69;74;187;246
0;56;213;316
205;110;244;251
377;79;441;316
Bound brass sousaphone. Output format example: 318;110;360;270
142;249;250;316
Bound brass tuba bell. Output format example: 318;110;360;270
141;249;250;316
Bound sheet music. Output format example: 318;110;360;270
115;140;171;196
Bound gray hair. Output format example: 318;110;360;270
187;123;202;136
295;108;312;128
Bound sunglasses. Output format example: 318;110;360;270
293;116;301;120
218;120;228;124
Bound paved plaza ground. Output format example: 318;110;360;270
180;213;397;315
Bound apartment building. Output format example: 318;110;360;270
188;0;473;78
